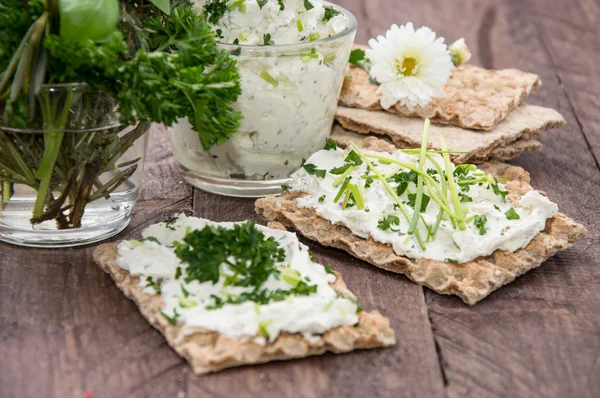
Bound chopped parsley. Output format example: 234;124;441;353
322;6;340;22
445;258;458;263
304;0;314;10
165;215;180;231
324;139;337;150
346;296;363;313
161;308;180;326
303;163;326;178
494;204;501;211
407;193;431;212
491;178;508;202
453;164;477;178
349;49;365;64
324;265;335;275
473;215;488;235
256;0;268;9
206;282;318;310
505;207;520;220
330;163;352;175
459;192;473;203
364;176;374;188
281;183;289;190
377;215;401;232
175;266;182;279
174;220;285;287
277;0;285;10
345;150;363;166
318;195;326;203
263;33;274;45
139;236;161;244
203;0;228;24
145;277;161;294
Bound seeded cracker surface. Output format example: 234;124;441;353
340;46;542;130
255;138;587;305
334;104;565;164
92;227;396;375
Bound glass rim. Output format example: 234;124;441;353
216;2;358;52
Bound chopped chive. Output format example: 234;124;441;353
342;185;352;209
408;119;430;235
260;70;278;86
227;0;245;10
296;19;304;32
334;177;351;202
308;32;320;42
239;31;248;41
324;53;336;63
440;137;466;231
350;184;365;210
332;165;354;187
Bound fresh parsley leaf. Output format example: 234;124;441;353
161;308;180;325
345;150;363;166
140;236;161;244
377;215;401;232
174;220;285;288
505;207;520;220
346;296;363;313
322;6;340;22
263;33;274;45
175;266;182;279
318;195;326;203
330;163;352;175
324;139;337;150
277;0;285;10
459;192;473;203
445;258;458;263
396;181;408;196
203;0;228;24
427;168;438;177
453;164;477;178
349;49;365;65
407;193;431;212
165;215;179;230
494;204;501;211
389;171;418;196
473;215;488;235
364;176;374;188
181;284;190;298
324;265;335;275
145;276;161;294
303;163;326;178
206;282;317;310
257;0;268;9
281;183;289;190
304;0;314;10
491;178;508;202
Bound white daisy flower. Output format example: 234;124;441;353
366;23;453;110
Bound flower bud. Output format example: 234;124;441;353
449;38;472;66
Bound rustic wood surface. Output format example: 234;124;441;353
1;1;599;397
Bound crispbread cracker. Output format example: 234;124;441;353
93;242;395;375
330;123;543;163
340;57;541;130
334;104;565;164
255;138;587;305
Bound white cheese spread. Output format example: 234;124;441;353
289;146;559;263
170;1;355;180
115;214;359;342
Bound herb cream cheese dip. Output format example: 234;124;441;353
115;214;360;342
289;142;559;263
169;1;357;196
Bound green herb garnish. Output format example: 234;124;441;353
505;208;520;220
473;215;487;235
322;6;340;22
324;139;337;150
318;195;326;202
345;150;363;166
330;164;352;175
349;49;365;64
175;266;182;279
445;258;458;263
304;0;314;10
145;276;161;294
324;265;335;275
256;0;268;9
303;163;326;178
408;193;431;212
263;33;274;45
277;0;285;10
377;215;401;232
161;308;180;326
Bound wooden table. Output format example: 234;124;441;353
2;1;599;397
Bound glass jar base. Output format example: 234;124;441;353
0;192;136;248
179;165;289;198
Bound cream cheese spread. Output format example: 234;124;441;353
115;214;359;342
289;146;559;263
170;1;355;180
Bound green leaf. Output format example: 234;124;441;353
149;0;171;14
324;139;337;150
407;193;431;212
304;0;314;10
505;207;520;220
345;150;363;166
377;215;401;232
257;0;268;9
473;215;487;235
303;163;326;178
322;6;340;22
349;49;365;65
318;195;326;203
330;163;351;175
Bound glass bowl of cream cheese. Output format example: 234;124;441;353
169;0;357;197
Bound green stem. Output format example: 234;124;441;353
440;137;466;231
408;119;430;235
349;142;426;250
332;165;354;187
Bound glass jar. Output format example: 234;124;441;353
169;4;357;197
0;84;149;247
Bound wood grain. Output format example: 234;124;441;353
1;1;599;397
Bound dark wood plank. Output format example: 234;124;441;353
352;1;600;397
188;191;445;398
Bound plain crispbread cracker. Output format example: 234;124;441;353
92;237;395;375
334;104;565;164
330;123;543;164
340;59;541;130
255;138;587;305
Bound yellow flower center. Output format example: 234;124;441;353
397;56;419;76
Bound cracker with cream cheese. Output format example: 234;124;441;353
255;138;587;305
340;54;541;130
334;104;564;164
93;227;395;375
